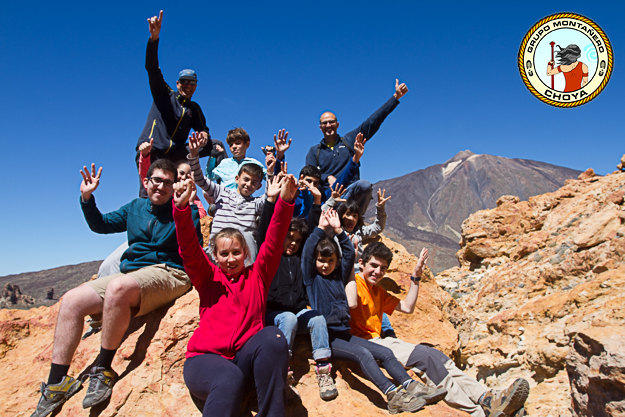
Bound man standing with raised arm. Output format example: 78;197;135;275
30;160;202;417
136;10;214;195
305;79;408;213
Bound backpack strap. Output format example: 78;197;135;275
315;136;354;169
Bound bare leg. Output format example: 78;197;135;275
52;285;104;365
100;275;141;350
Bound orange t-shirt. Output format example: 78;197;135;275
349;274;400;339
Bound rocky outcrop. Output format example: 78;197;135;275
0;237;466;417
0;283;34;308
437;169;625;416
566;326;625;416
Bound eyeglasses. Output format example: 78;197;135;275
320;120;337;126
148;176;174;187
178;79;197;86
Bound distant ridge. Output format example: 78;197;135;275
367;150;582;272
0;260;101;309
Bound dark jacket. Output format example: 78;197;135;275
81;196;202;273
266;254;308;313
136;39;211;158
305;96;400;185
301;227;355;332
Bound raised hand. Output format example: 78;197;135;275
350;234;360;252
279;161;288;176
377;188;391;207
196;131;208;148
304;181;322;205
412;248;429;278
326;208;343;235
280;174;297;203
280;174;298;203
353;132;367;163
138;138;154;157
330;182;347;202
147;10;163;41
173;178;194;208
393;78;409;100
318;210;330;229
265;152;276;178
80;163;103;201
188;132;202;157
273;129;292;159
266;174;284;203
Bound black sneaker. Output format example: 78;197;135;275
387;386;426;414
31;376;82;417
480;378;529;417
405;379;448;404
82;366;118;408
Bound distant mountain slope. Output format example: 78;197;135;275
367;150;581;272
0;261;100;309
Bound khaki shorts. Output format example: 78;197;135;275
369;336;416;367
85;263;191;317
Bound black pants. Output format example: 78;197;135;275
183;326;288;417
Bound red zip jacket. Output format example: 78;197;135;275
173;196;294;359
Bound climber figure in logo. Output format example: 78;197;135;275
546;44;589;92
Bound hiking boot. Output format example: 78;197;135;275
387;386;426;414
315;364;338;401
480;378;529;417
31;376;82;417
405;379;448;404
82;366;118;408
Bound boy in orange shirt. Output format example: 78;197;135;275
346;242;529;417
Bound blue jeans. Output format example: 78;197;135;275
343;180;372;215
266;309;331;361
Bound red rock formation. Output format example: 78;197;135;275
0;237;465;417
437;170;625;416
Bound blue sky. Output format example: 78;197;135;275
1;1;623;276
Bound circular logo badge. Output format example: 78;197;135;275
518;13;613;107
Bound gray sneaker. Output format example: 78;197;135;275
315;364;338;401
31;376;82;417
479;378;529;417
387;386;426;414
405;379;448;404
82;366;118;408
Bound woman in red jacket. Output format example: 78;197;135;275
172;174;297;417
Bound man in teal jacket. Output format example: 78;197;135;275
30;159;201;417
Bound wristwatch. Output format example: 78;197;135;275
410;275;421;283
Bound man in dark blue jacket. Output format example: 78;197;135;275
30;159;202;417
135;10;222;195
305;79;408;214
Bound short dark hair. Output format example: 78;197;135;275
238;163;264;182
314;238;340;260
147;158;177;179
299;165;321;180
336;200;364;230
361;242;393;265
226;127;250;145
290;217;309;237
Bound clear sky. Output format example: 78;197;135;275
1;1;623;276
